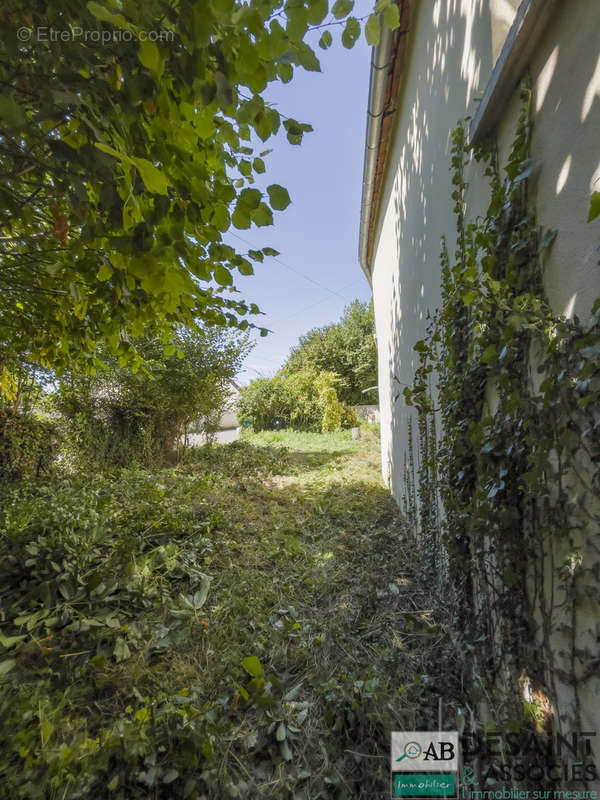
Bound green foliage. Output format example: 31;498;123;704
237;368;346;432
0;409;58;484
235;375;291;432
0;0;394;374
281;299;377;404
0;468;218;797
318;386;342;432
56;326;250;467
0;430;452;799
0;360;58;483
404;90;600;728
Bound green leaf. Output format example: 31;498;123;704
588;191;600;222
40;719;54;746
252;203;273;227
138;40;163;78
280;739;293;761
262;247;280;256
277;62;293;83
87;1;130;28
341;17;361;48
0;95;27;128
192;575;211;609
332;0;354;19
234;681;249;700
253;157;266;173
232;205;251;229
0;632;26;649
242;655;263;677
365;14;381;46
275;722;287;741
0;658;16;676
480;344;497;364
540;228;558;250
131;157;169;195
238;261;254;275
214;265;233;286
239;188;262;210
383;3;400;30
267;184;291;211
318;31;333;49
214;70;233;110
307;0;328;25
97;263;113;281
212;205;230;232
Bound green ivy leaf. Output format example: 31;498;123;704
383;3;400;30
588;191;600;222
267;184;291;211
365;14;381;46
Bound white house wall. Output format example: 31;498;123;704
372;0;500;498
370;0;600;736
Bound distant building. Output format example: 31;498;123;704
219;380;241;431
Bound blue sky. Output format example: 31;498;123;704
225;19;373;383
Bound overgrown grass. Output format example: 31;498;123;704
0;429;459;799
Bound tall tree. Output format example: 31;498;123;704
0;1;398;376
282;299;377;404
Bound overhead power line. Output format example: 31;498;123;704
228;230;356;302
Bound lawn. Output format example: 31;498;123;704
0;428;459;799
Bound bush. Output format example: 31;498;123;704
340;405;360;429
237;369;345;433
0;409;58;483
57;327;250;468
235;376;292;432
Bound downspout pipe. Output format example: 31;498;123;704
358;19;393;284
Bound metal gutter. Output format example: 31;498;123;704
358;19;393;283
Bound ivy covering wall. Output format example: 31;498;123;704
403;86;600;737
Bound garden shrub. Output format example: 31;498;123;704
237;369;345;432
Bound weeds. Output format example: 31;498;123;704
0;430;459;799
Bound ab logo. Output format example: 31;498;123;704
423;741;455;761
391;732;459;799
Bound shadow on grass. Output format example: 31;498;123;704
183;438;360;477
